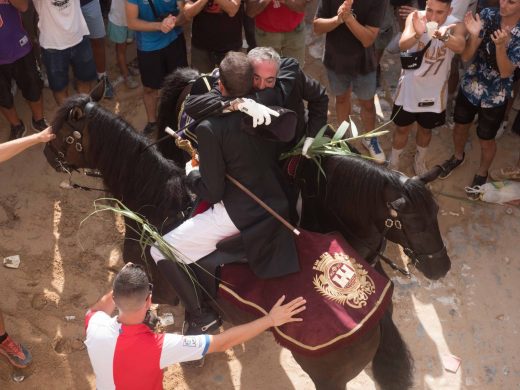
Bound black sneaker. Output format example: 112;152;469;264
97;75;114;99
183;310;222;336
465;174;488;200
438;153;465;179
143;122;157;135
9;122;26;140
31;117;49;132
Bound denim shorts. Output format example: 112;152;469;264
326;67;377;100
42;37;97;91
81;0;106;39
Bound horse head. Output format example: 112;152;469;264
322;156;450;281
380;172;451;280
44;80;105;172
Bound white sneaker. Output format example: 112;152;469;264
413;154;428;176
362;137;386;164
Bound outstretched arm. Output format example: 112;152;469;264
88;290;117;316
207;295;306;353
0;127;55;164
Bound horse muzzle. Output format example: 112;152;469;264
412;246;451;280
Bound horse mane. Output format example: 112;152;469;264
157;67;200;134
325;155;436;225
52;94;190;214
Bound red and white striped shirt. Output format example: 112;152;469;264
85;311;210;390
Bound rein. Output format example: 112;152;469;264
332;212;411;277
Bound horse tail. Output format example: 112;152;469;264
157;67;200;163
372;310;414;390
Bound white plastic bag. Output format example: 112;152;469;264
467;181;520;204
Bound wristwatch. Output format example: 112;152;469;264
414;32;421;40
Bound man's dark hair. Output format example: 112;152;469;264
219;51;253;97
113;263;150;311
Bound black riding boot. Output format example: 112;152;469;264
156;259;221;334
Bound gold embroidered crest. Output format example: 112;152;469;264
312;252;375;308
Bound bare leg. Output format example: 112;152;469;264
359;98;376;132
416;125;432;148
53;88;69;106
28;98;44;121
335;88;352;125
452;122;471;160
0;106;22;126
76;80;93;95
478;138;496;176
143;86;158;124
116;42;130;78
393;124;413;150
90;37;106;75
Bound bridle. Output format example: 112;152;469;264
47;101;95;170
378;196;448;276
46;101;105;191
332;184;448;278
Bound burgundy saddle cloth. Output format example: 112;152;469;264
218;229;393;356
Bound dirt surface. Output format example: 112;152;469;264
1;21;519;390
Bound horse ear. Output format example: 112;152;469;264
414;165;442;184
68;106;84;122
90;79;105;102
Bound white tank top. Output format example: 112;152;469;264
394;13;459;114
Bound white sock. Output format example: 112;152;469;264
389;147;404;168
416;145;428;163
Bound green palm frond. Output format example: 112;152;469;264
279;116;394;177
81;198;219;304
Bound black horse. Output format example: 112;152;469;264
157;68;451;280
43;85;449;389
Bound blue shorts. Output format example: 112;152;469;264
326;68;377;100
107;21;134;44
42;37;97;91
81;0;106;39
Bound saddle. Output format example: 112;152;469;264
212;229;393;356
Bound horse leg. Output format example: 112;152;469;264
372;310;414;390
290;325;380;390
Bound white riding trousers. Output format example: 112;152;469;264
150;202;239;264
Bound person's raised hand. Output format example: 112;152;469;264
412;11;426;36
36;127;56;143
267;295;306;327
491;28;510;48
433;23;456;40
399;5;417;19
464;11;482;37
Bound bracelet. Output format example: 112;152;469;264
414;32;421;40
345;10;356;20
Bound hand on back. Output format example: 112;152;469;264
267;295;306;327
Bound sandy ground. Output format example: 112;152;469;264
1;20;520;390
